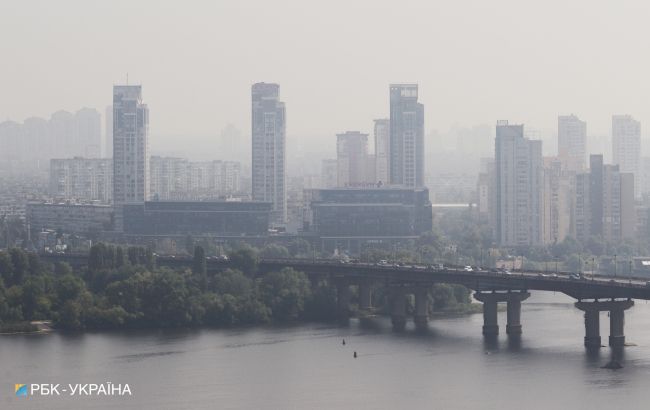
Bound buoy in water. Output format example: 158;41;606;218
342;339;346;345
353;351;357;358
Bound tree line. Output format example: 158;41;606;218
0;244;474;331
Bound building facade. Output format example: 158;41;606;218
112;85;149;206
573;155;635;243
251;83;286;224
542;157;573;244
149;156;243;200
27;202;114;236
303;187;432;252
558;114;586;172
336;131;370;187
49;157;112;203
0;108;101;172
612;115;641;198
494;121;544;246
374;119;390;185
122;201;271;237
321;159;338;188
389;84;424;187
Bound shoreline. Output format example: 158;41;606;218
0;306;483;335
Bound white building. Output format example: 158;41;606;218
149;157;242;200
612;115;641;198
336;131;369;187
494;121;544;246
558;114;586;172
374;119;390;185
49;157;112;203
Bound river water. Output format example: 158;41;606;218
2;292;650;409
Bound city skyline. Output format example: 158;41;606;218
3;1;650;143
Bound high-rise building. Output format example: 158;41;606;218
251;82;286;224
374;119;390;185
558;114;586;172
574;155;635;242
477;158;496;228
612;115;641;198
542;157;573;244
149;156;188;200
105;105;113;158
149;157;243;201
0;109;101;171
74;108;101;158
321;159;338;188
49;157;112;203
336;131;369;187
112;85;149;212
389;84;424;187
494;121;544;246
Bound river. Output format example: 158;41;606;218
2;291;650;409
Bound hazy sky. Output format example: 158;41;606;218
2;0;650;155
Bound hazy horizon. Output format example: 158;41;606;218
3;0;650;158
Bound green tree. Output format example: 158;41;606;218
145;248;155;270
115;247;126;268
193;246;207;275
54;262;73;276
0;251;14;286
27;253;42;276
260;243;290;259
229;248;258;276
127;247;139;266
304;280;337;321
212;269;253;297
55;274;85;303
88;243;106;272
8;248;29;285
140;270;190;326
260;267;311;321
58;300;82;329
431;284;455;310
288;238;312;257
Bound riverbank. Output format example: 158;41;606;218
0;320;52;335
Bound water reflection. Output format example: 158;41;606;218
2;292;650;410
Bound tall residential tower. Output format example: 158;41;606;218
389;84;424;187
558;114;586;172
112;85;149;209
494;121;544;246
612;115;641;198
374;119;390;185
251;82;286;224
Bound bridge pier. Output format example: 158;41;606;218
359;283;372;310
506;292;530;335
414;286;429;329
474;292;499;336
575;300;634;348
474;291;530;337
390;287;407;331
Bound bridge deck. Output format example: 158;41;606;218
38;254;650;301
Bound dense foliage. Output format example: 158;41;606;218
0;245;476;332
0;246;335;331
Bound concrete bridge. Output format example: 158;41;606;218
41;253;650;348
